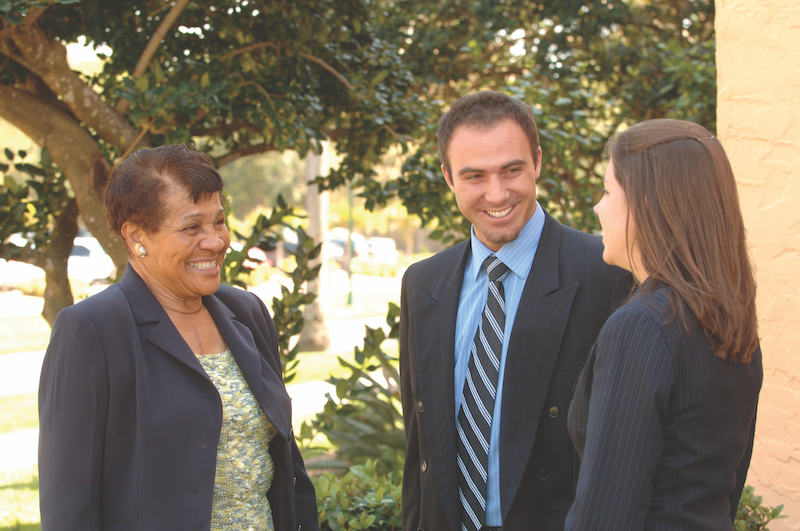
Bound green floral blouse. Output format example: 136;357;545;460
196;349;277;531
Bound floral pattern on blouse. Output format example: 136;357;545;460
197;349;277;531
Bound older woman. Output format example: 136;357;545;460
565;119;762;530
38;144;319;531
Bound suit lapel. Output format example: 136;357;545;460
414;241;470;531
119;264;207;378
498;212;578;520
119;264;291;436
205;295;291;436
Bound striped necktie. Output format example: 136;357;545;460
457;255;510;531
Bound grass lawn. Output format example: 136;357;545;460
0;394;38;436
0;316;50;355
0;466;40;531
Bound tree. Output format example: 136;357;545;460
0;0;429;323
358;0;717;238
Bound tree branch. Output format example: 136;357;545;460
114;0;192;117
0;84;127;269
220;41;276;61
215;142;277;167
190;120;261;137
23;6;47;27
10;25;139;151
221;41;357;94
297;51;355;92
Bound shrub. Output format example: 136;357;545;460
735;485;786;531
315;461;402;531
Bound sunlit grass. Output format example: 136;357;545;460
0;466;40;531
0;394;37;435
0;316;49;355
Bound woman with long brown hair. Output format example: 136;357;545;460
565;119;762;530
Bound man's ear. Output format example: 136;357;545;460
533;146;543;180
442;164;455;193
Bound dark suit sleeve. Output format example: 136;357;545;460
399;270;421;531
566;309;673;531
729;405;757;522
255;292;320;531
38;307;109;531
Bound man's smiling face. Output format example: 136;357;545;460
442;119;542;251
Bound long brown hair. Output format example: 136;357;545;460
607;119;758;362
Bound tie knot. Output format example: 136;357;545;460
483;255;510;282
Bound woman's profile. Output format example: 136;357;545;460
566;119;762;530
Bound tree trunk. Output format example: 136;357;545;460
297;142;331;352
0;85;127;269
10;24;139;151
39;198;79;327
0;85;127;324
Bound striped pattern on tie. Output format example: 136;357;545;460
457;255;510;531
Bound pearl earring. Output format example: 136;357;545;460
135;243;147;257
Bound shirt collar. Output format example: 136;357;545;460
468;201;545;282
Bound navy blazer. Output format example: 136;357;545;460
566;284;762;530
39;265;319;531
400;210;630;531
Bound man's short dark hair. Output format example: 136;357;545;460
438;91;540;181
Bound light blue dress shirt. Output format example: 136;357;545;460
454;202;545;526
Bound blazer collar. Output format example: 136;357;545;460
527;210;563;298
117;264;290;435
203;294;291;436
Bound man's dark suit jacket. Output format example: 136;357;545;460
566;284;762;530
38;264;319;531
400;210;629;531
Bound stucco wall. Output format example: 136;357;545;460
717;1;800;528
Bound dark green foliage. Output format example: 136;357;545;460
367;0;718;236
299;303;404;472
221;195;321;383
735;486;786;531
315;461;402;531
0;148;72;259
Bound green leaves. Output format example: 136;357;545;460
298;303;404;474
0;147;73;262
315;461;402;531
220;195;321;383
735;486;786;531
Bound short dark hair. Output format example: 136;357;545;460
104;144;224;239
438;90;540;179
607;119;757;363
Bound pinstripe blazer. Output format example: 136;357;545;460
400;210;630;531
566;284;762;531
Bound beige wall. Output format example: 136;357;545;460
717;0;800;528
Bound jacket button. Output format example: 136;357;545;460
538;468;549;480
548;406;560;418
420;461;428;472
417;401;424;412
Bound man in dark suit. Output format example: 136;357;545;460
400;91;629;531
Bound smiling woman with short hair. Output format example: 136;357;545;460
38;144;319;531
